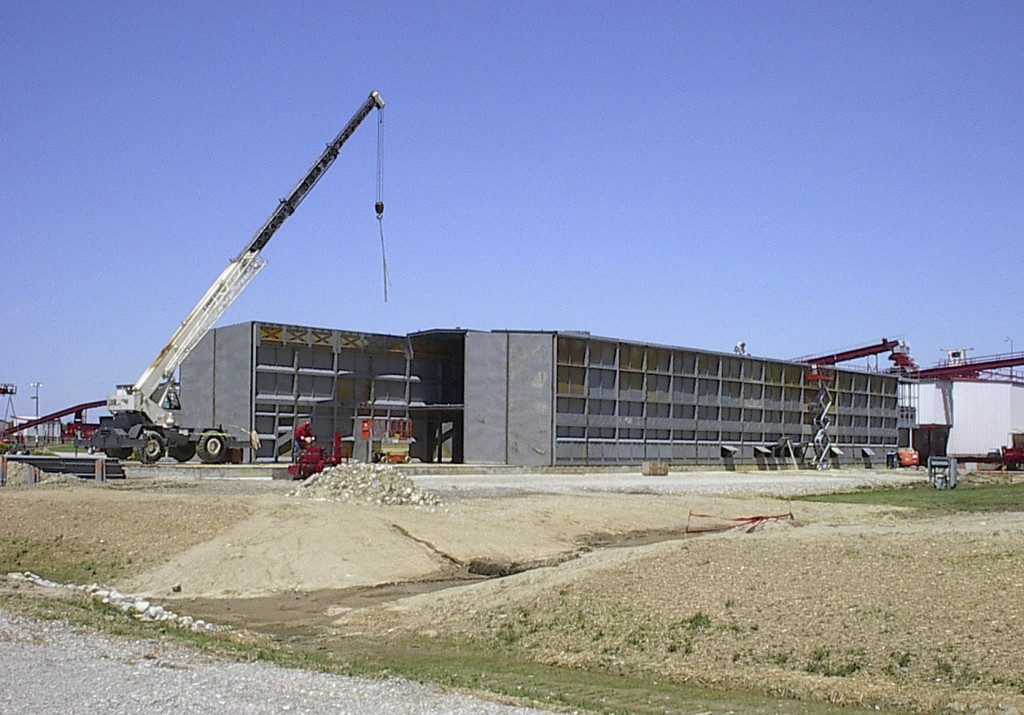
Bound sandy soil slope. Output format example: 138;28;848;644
5;466;1023;712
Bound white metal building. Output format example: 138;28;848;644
915;381;1024;457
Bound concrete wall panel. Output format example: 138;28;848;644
506;333;555;466
212;323;254;433
180;332;216;429
463;332;509;464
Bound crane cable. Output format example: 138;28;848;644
375;108;390;302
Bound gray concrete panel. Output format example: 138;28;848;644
507;333;555;466
180;332;215;429
463;332;508;464
213;322;254;433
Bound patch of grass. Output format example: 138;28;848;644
805;649;863;677
666;638;692;655
796;481;1024;512
885;650;913;676
490;608;540;648
495;622;519;646
0;492;251;586
0;535;131;584
625;626;649;650
683;611;712;631
933;657;983;686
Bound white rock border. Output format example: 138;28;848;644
4;571;217;634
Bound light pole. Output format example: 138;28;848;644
29;382;42;445
1007;337;1014;382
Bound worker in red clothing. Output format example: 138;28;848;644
294;420;315;459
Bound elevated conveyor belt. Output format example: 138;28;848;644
2;400;105;439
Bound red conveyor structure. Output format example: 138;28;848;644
793;337;918;373
1;400;106;440
795;338;901;365
910;352;1024;382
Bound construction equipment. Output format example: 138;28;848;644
361;417;413;463
805;365;836;469
795;338;916;469
91;91;386;464
288;432;344;479
954;434;1024;471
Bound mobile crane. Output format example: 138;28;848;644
90;91;385;464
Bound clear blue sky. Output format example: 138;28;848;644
2;1;1022;418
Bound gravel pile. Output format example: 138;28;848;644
0;607;547;714
292;463;443;507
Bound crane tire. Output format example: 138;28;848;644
140;431;166;464
168;443;197;463
197;432;228;464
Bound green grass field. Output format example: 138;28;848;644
796;479;1024;512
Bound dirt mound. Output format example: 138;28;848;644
333;510;1024;713
2;463;80;489
2;462;35;487
291;463;443;507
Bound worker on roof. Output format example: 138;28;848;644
294;420;315;459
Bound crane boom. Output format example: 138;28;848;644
108;91;385;428
237;91;385;259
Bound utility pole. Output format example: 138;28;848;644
1007;337;1014;382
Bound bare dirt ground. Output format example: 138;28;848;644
3;464;1024;713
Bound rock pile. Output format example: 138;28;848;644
291;462;442;507
4;571;217;633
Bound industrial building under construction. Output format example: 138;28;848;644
180;321;912;468
6;90;1022;472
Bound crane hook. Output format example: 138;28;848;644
375;105;389;301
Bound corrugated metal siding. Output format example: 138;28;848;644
915;382;949;425
947;382;1013;455
1011;386;1024;436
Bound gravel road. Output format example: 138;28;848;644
411;467;926;498
0;608;547;714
